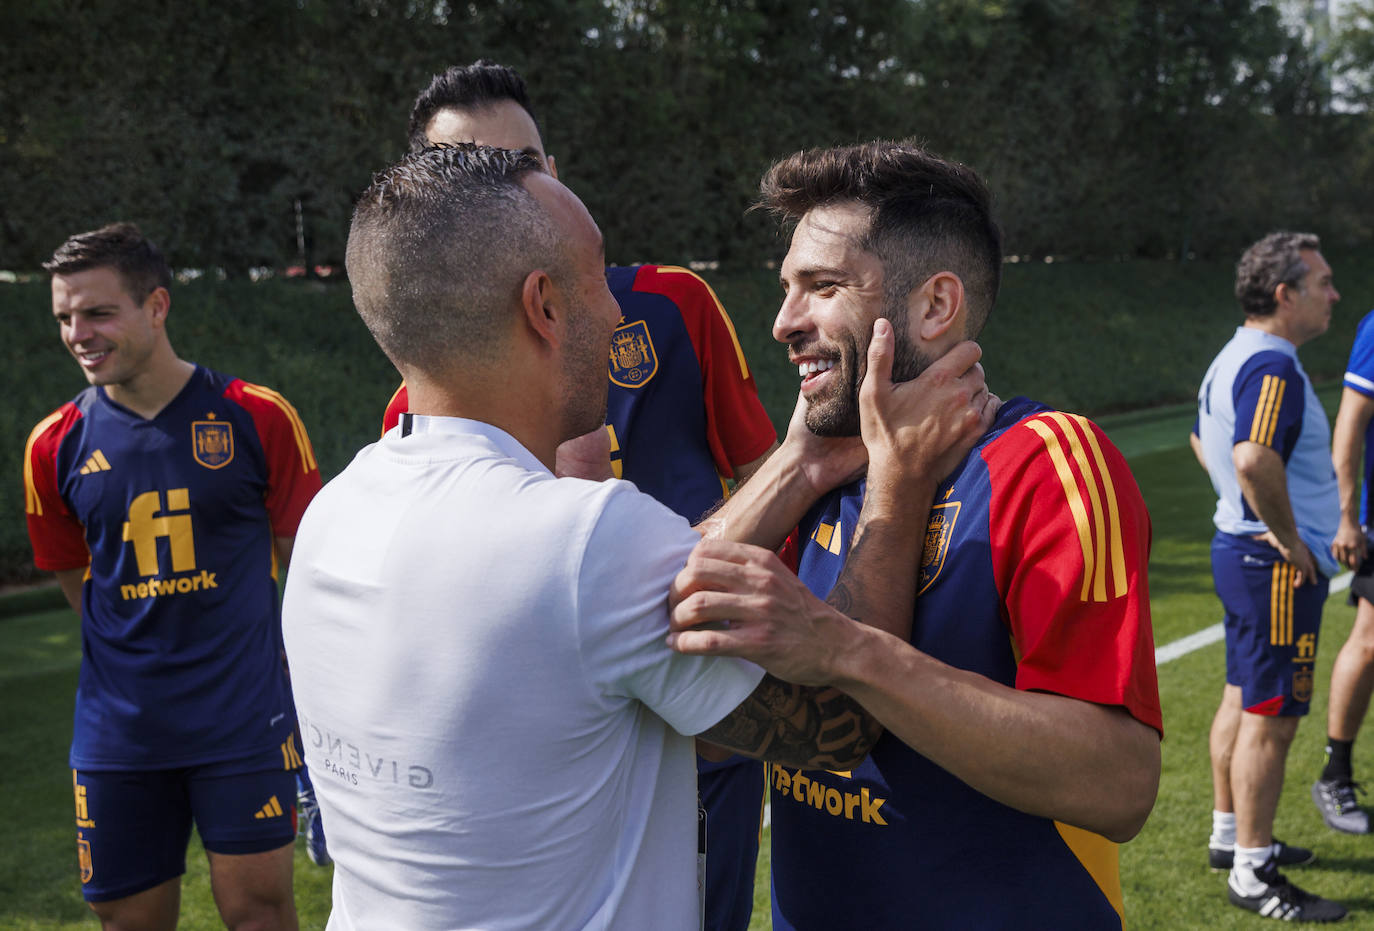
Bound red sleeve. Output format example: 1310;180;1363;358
382;383;408;436
224;381;323;537
24;404;91;571
633;266;776;476
986;411;1162;735
778;527;802;573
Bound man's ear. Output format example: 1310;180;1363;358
143;286;171;329
546;154;559;180
913;272;965;342
1274;281;1296;311
521;268;562;348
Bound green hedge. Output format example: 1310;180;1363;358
5;249;1373;583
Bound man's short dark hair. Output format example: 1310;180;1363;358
346;144;554;376
1235;232;1322;318
407;60;541;153
42;222;172;303
758;141;1003;338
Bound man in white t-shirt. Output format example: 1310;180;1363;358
282;144;993;930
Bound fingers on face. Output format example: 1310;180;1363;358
862;318;894;391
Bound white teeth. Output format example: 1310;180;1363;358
798;359;835;377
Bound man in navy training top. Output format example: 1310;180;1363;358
381;60;778;931
24;223;322;929
1195;231;1345;921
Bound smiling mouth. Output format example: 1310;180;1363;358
797;358;836;379
75;349;111;367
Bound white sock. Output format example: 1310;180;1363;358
1209;809;1237;849
1229;843;1277;895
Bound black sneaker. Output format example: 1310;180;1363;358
1311;778;1371;834
1209;837;1316;871
1228;859;1347;922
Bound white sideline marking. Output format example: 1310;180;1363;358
1155;571;1352;666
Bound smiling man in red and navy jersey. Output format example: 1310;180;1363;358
667;142;1163;930
24;223;320;930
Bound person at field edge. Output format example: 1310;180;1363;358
23;223;322;930
1311;305;1374;835
667;141;1163;930
1194;231;1346;921
282;142;997;930
379;59;779;931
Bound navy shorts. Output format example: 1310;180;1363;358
1213;533;1326;716
699;755;765;931
1349;542;1374;605
72;762;296;903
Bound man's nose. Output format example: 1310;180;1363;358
773;290;810;344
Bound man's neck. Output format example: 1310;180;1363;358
1243;315;1300;347
104;356;197;420
405;378;560;471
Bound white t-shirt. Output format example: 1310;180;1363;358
282;416;764;931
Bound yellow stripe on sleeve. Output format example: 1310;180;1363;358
1026;419;1096;601
1253;376;1269;444
1046;413;1111;601
242;384;317;472
1074;417;1128;599
657;266;751;381
1263;378;1286;447
24;411;64;517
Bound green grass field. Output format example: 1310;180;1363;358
5;387;1374;929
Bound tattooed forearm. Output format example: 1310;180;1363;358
699;675;883;770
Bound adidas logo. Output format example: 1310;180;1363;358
254;795;285;820
79;451;112;475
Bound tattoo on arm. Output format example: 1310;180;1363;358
698;675;882;770
828;580;855;617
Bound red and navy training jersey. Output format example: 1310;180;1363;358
770;397;1161;930
24;366;322;771
383;264;776;524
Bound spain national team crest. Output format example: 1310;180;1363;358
77;834;93;883
918;501;960;595
608;320;658;388
192;419;234;470
1293;664;1314;704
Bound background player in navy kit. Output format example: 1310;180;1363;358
23;224;321;930
1195;232;1345;920
668;142;1163;929
1311;304;1374;835
381;61;778;931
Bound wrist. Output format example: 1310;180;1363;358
827;618;887;692
863;461;936;504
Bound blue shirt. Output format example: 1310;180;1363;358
1342;309;1374;526
1197;326;1339;576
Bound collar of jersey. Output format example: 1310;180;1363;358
387;414;547;474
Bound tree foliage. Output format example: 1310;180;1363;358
1;0;1371;269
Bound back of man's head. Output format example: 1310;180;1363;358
408;61;539;154
758;141;1002;337
43;222;172;302
346;144;554;377
1235;231;1321;318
